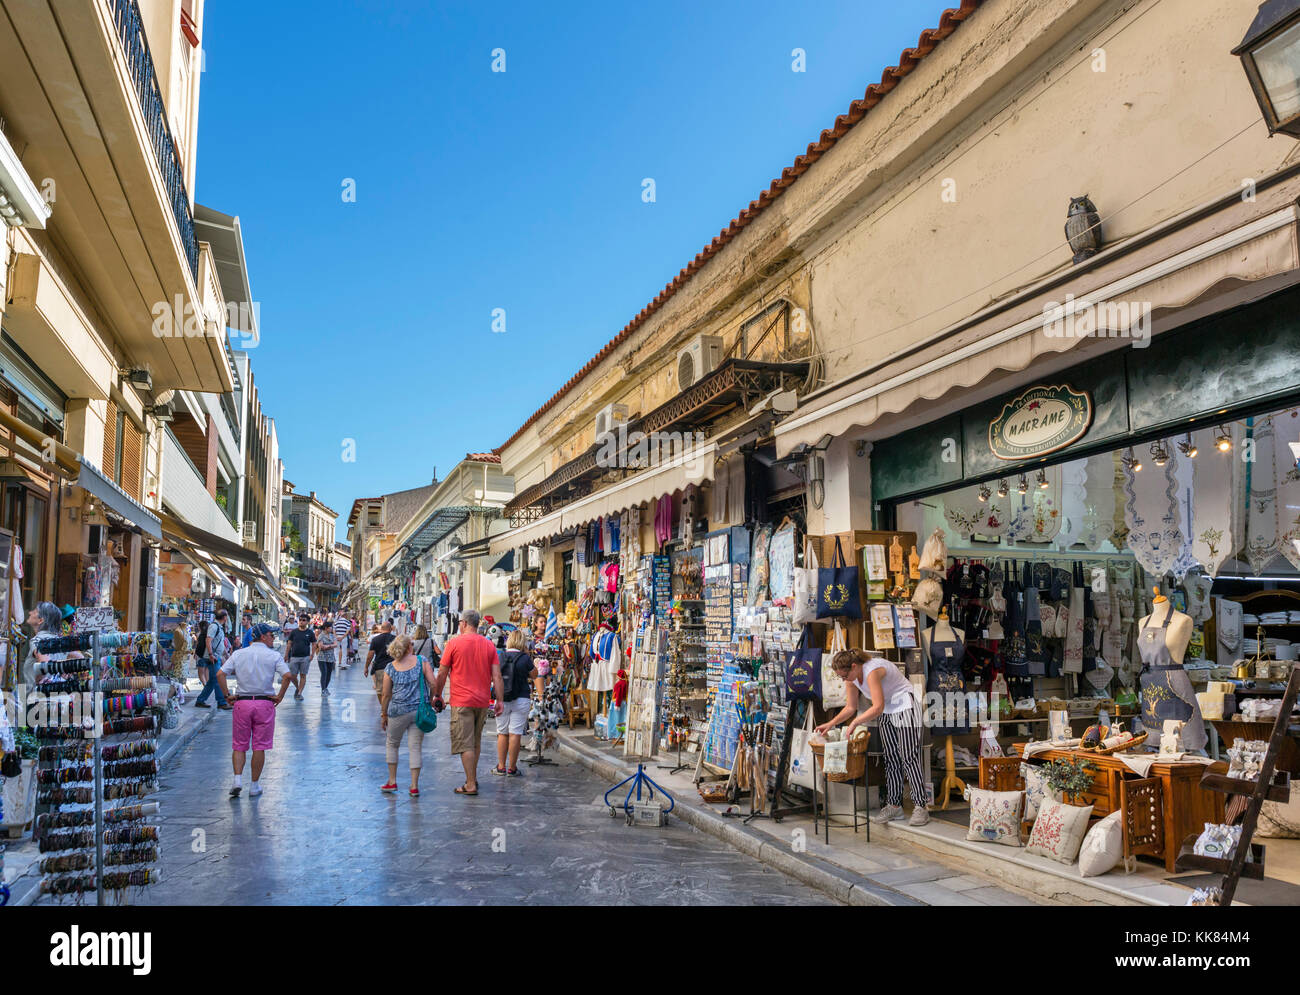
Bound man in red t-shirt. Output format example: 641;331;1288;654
431;609;504;796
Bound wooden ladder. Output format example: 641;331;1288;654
1175;667;1299;905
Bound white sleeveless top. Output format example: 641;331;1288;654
853;659;918;715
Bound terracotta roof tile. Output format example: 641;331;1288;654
465;452;502;463
496;2;982;454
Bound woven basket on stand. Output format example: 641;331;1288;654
811;733;870;782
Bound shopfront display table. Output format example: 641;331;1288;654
1006;745;1224;872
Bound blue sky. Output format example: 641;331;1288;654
195;0;949;535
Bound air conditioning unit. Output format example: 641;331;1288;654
676;334;724;390
593;402;629;440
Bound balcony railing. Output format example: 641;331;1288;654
107;0;199;280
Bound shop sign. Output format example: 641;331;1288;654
73;606;115;634
988;384;1092;461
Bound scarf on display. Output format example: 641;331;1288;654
710;469;727;525
1244;415;1281;576
1274;408;1300;570
1063;562;1085;674
1077;454;1117;551
726;458;746;527
1192;424;1239;577
655;495;673;547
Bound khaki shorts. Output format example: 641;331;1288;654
371;671;385;693
449;707;489;755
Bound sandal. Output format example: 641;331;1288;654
507;768;523;776
454;785;478;796
380;782;397;793
491;765;508;776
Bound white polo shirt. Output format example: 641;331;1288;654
221;643;290;697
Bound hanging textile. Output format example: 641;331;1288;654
1168;446;1198;582
1244;415;1281;576
1026;466;1063;543
1123;452;1183;577
1274;408;1300;570
1191;425;1237;577
1076;453;1117;552
1055;459;1089;550
726;457;745;527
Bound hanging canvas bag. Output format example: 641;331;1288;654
817;537;861;620
824;739;849;776
919;528;948;577
792;541;820;626
821;621;849;709
787;708;816;790
784;626;822;702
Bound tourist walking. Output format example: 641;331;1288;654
216;623;293;798
366;621;396;702
410;624;438;667
283;614;315;701
314;622;338;695
333;614;353;669
379;633;438;796
492;629;538;777
193;609;233;711
430;610;504;796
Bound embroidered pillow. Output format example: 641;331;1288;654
1078;810;1123;877
966;788;1025;847
1020;762;1057;821
1257;792;1300;839
1025;798;1094;864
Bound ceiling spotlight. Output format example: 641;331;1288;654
1122;447;1142;473
1215;426;1232;452
1177;434;1197;459
1017;475;1028;495
1150;441;1169;467
996;479;1009;498
1036;468;1050;490
977;484;991;503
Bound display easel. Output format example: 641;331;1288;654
768;699;815;821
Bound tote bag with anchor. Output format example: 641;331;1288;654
817;537;861;620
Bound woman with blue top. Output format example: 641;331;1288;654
379;633;438;796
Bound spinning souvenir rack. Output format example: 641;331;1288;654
31;631;163;904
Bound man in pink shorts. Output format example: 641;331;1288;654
216;622;293;798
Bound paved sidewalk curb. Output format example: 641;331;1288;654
8;706;216;907
554;734;921;907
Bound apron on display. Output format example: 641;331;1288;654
1137;607;1207;752
927;625;969;735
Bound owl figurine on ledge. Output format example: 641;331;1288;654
1065;195;1102;263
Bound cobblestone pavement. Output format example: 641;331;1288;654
138;664;832;905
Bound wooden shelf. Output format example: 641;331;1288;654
1175;836;1266;880
1199;769;1290;803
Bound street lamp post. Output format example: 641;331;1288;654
1235;0;1300;137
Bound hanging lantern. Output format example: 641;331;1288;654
1234;0;1300;137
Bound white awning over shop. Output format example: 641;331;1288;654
775;203;1300;456
489;441;718;556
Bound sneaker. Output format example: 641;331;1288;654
294;693;304;701
217;703;233;711
409;787;419;797
491;765;508;776
194;701;211;709
870;804;905;824
908;806;931;827
229;785;241;798
249;783;263;797
380;782;398;793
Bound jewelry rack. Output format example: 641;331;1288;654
31;631;162;904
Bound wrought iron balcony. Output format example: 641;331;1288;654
107;0;199;280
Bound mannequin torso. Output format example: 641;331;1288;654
1137;602;1194;665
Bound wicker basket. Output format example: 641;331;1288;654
811;733;870;782
1077;731;1148;755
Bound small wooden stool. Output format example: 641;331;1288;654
568;690;592;729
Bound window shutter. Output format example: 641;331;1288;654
121;419;143;500
102;400;118;474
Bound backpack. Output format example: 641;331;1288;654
195;622;210;660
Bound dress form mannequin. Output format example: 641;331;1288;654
1136;587;1207;752
1137;589;1194;663
922;610;967;808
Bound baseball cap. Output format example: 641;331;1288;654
249;622;278;640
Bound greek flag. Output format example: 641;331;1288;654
545;605;558;638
